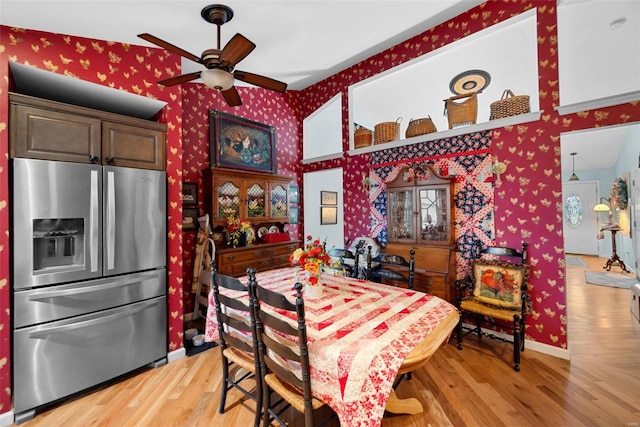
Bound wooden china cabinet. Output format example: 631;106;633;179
202;168;301;277
383;164;457;303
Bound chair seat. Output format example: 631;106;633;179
264;373;325;413
223;347;258;373
460;300;521;323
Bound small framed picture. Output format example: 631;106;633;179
183;208;200;231
289;206;299;224
182;182;198;206
289;185;299;204
320;206;337;225
321;190;338;205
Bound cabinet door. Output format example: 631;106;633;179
388;187;415;242
269;182;289;219
102;122;165;170
418;185;451;245
10;104;101;163
245;179;268;221
215;177;243;221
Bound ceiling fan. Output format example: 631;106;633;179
138;4;287;107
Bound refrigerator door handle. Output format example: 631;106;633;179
106;170;116;271
27;275;149;300
27;299;162;338
90;170;99;273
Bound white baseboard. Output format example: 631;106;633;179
183;312;195;322
461;322;571;360
0;410;14;427
167;347;186;363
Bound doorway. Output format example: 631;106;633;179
562;181;599;255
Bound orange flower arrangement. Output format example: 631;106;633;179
290;236;330;286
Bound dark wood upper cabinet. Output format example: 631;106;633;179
9;93;166;170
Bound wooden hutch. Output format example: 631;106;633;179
202;168;300;277
383;164;456;304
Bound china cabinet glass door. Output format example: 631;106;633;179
217;180;241;219
419;186;449;243
388;188;415;240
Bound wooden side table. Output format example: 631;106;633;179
601;225;630;272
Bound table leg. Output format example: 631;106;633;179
385;388;423;414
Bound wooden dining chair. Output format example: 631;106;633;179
327;247;355;277
370;250;416;289
456;242;531;371
211;268;262;427
250;278;335;427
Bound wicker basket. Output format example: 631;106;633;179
443;92;478;129
490;90;530;120
374;117;402;144
405;116;437;138
354;127;373;148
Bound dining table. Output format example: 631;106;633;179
204;267;459;427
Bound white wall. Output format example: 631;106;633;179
303;168;344;251
350;10;539;137
302;93;342;160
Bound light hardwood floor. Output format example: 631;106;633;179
15;255;640;426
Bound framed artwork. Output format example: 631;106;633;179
182;182;198;206
182;208;200;231
209;110;277;174
289;185;299;204
321;190;337;205
320;206;337;225
289;206;299;224
471;259;530;309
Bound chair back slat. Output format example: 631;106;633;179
211;268;262;425
371;249;416;289
252;281;316;425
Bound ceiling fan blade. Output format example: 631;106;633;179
222;86;242;107
234;70;287;93
157;72;201;86
138;33;202;64
219;33;256;68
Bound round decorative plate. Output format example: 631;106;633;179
246;227;256;244
269;225;280;234
257;226;269;238
449;69;491;95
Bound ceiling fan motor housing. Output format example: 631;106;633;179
201;4;234;25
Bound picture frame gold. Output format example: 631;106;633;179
321;190;337;205
320;206;337;225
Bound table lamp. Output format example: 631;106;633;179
593;197;613;226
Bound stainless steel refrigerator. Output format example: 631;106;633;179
11;158;167;422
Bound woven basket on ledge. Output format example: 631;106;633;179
405;116;437;138
443;92;478;129
354;127;373;149
489;90;530;120
374;117;402;144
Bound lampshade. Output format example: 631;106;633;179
201;68;234;91
593;203;611;212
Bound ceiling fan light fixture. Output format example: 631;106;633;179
201;68;234;91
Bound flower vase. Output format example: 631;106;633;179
303;270;323;298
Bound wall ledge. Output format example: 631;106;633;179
556;90;640;116
301;151;344;165
348;111;542;156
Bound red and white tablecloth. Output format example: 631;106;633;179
205;267;458;427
